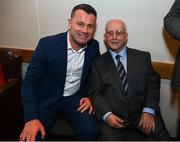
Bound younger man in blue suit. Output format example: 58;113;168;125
19;3;100;141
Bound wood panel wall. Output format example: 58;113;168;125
0;47;174;80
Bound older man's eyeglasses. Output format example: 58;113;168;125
106;31;126;38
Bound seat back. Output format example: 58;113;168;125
0;48;22;81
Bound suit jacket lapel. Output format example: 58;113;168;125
80;45;93;89
56;32;68;87
127;48;135;98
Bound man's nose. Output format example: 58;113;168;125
112;33;117;39
82;26;88;33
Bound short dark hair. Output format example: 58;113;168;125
71;3;97;18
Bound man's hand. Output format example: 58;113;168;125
106;113;125;128
139;112;155;134
77;97;93;114
19;119;46;141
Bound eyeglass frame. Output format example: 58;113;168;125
105;30;127;38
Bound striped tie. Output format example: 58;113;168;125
115;55;128;93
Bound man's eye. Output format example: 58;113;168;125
77;22;84;27
88;25;94;29
106;32;113;36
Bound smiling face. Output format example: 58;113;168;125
68;9;96;50
104;19;128;53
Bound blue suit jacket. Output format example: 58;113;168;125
21;32;100;122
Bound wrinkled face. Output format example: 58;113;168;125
68;9;96;49
104;20;128;53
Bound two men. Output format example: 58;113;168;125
20;3;170;141
88;19;171;140
20;4;100;141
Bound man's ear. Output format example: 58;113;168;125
68;19;71;29
125;33;128;43
103;35;106;45
103;35;109;50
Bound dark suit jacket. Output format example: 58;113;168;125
164;0;180;40
88;47;161;132
171;47;180;90
21;32;100;122
164;0;180;90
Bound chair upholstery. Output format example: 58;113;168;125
0;48;23;140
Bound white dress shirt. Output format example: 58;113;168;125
63;32;86;97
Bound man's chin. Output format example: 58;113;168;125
111;46;119;50
78;41;88;47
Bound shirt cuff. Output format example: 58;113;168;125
143;107;155;116
102;112;112;122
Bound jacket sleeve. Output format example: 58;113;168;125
144;53;161;112
21;38;47;122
